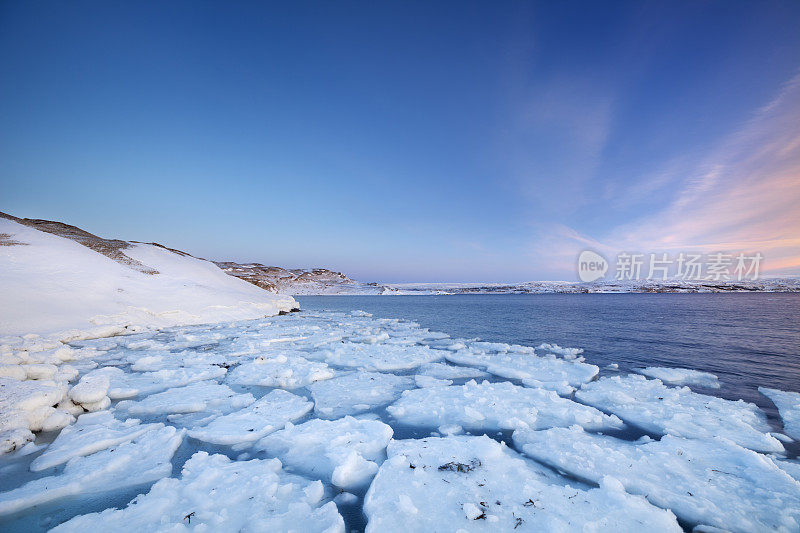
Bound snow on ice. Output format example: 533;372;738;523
363;435;681;532
51;452;345;533
514;425;800;532
575;374;783;452
387;380;623;432
308;371;414;419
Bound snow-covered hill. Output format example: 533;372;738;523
0;213;297;339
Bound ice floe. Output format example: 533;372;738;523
364;435;681;532
115;381;254;417
226;353;335;389
576;374;783;452
315;342;444;371
513;425;800;533
760;387;800;441
308;371;414;419
387;380;623;432
415;361;489;380
51;452;345;532
445;348;598;394
80;365;228;400
257;416;393;489
188;389;312;445
30;411;160;471
0;425;183;516
636;366;720;388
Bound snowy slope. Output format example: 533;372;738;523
0;217;297;338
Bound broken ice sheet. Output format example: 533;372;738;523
50;452;345;532
387;380;623;432
363;435;681;532
0;425;184;517
115;380;254;417
257;416;393;489
308;371;414;419
187;389;312;445
575;374;783;452
759;386;800;441
226;353;335;389
513;425;800;533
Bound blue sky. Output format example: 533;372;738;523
2;1;799;282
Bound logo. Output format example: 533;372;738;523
577;250;608;282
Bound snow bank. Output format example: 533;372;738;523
760;387;800;441
387;380;623;432
0;425;183;516
363;435;681;532
576;375;782;452
51;452;345;532
308;371;414;419
0;217;297;338
188;389;312;445
636;366;720;388
257;416;393;489
513;425;800;532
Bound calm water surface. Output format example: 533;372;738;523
298;293;800;422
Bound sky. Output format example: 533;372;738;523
1;1;799;283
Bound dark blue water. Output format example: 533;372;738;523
297;293;800;423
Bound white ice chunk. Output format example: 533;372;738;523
636;367;720;388
416;362;489;380
0;425;184;516
414;375;452;388
364;435;681;532
227;353;335;389
760;387;800;441
69;373;110;404
316;342;444;371
50;452;345;532
80;365;227;399
1;377;67;454
446;349;598;393
309;371;414;419
188;389;312;445
257;416;393;489
513;425;800;533
537;343;584;358
115;381;254;416
30;411;160;471
387;380;623;432
576;375;783;452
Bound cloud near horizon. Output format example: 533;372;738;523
533;71;800;278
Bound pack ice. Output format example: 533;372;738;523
257;416;393;489
387;380;623;432
760;387;800;441
575;374;783;452
635;366;720;388
513;425;800;533
51;452;345;533
363;435;681;532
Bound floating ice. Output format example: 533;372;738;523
415;362;489;380
363;435;681;532
0;425;184;517
68;373;110;404
513;425;800;533
1;377;69;454
537;343;584;358
257;416;393;489
446;349;598;393
308;371;414;419
413;375;451;388
636;366;720;388
115;381;254;416
387;380;623;432
576;375;783;452
316;342;444;371
50;452;345;532
227;353;335;389
188;389;312;445
760;387;800;441
30;411;160;471
81;365;227;400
